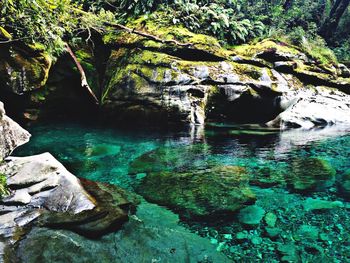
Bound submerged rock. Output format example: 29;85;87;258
288;157;336;192
0;101;31;161
238;205;266;226
136;166;256;219
338;170;350;199
15;202;230;263
129;144;211;174
303;198;344;211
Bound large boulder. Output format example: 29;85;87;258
266;87;350;129
0;101;31;160
287;157;336;192
0;153;138;259
135;166;256;219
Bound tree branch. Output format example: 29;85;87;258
64;43;99;105
104;22;193;47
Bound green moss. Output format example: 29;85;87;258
290;157;336;192
0;173;9;199
232;39;300;57
229;62;263;81
135;165;256;218
103;12;229;58
74;48;100;95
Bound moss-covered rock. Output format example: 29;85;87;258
0;36;52;94
338;170;350;199
135;166;256;219
101;13;350;128
288;157;336;192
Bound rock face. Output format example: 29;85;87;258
0;101;31;160
102;15;350;129
267;87;350;129
0;27;52;94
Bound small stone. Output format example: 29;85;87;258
319;233;330;242
216;242;226;252
297;225;319;240
238;205;266;226
277;243;298;262
265;212;277;227
223;234;232;240
236;231;248;240
265;227;281;239
251;236;263;245
303;198;344;211
210;238;218;245
136;173;147;180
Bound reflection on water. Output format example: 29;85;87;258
16;122;350;262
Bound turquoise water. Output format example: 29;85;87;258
16;122;350;262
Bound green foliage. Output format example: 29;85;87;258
79;0;265;44
169;1;265;44
0;0;115;55
0;173;9;199
0;0;349;63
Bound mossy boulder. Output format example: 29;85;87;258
288;157;336;192
135;166;256;219
249;166;286;188
0;29;52;94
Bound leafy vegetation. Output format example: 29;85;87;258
0;173;9;199
0;0;349;63
0;0;114;55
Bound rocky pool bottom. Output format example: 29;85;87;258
15;122;350;262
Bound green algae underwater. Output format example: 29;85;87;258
15;122;350;262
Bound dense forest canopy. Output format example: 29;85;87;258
0;0;350;63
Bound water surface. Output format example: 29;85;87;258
16;122;350;262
